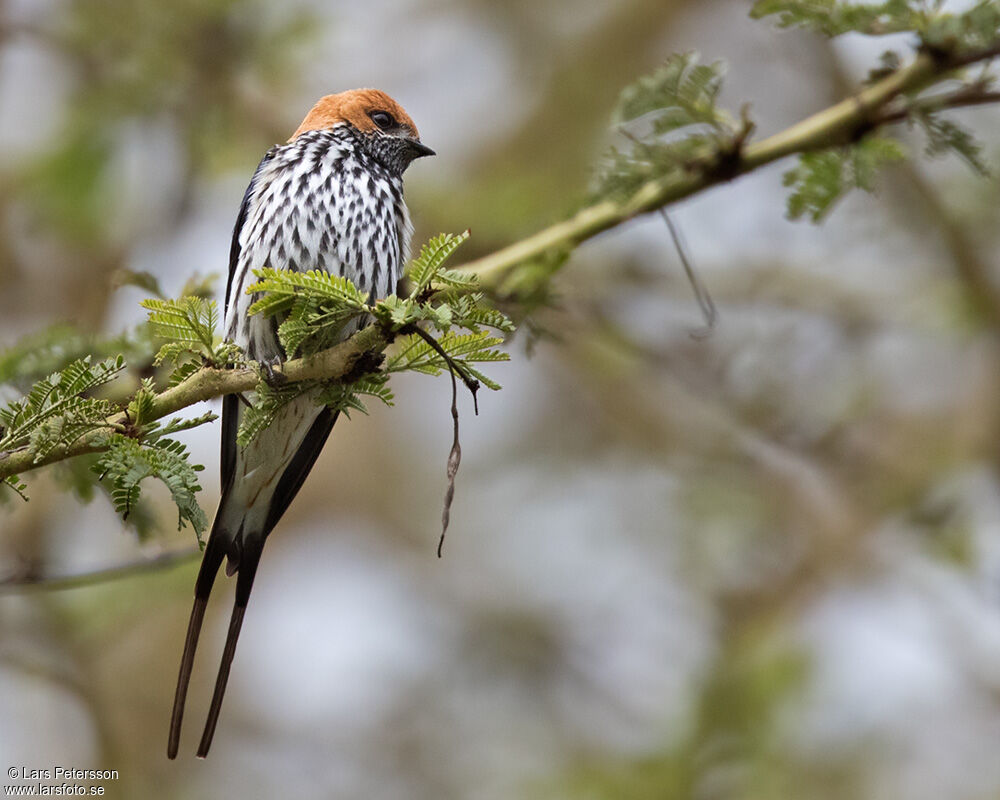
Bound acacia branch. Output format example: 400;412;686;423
0;324;391;481
455;45;1000;284
873;84;1000;126
1;43;1000;485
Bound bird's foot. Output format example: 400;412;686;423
258;355;287;388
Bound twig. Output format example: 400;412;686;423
660;210;717;339
403;324;479;556
873;86;1000;126
618;128;718;338
405;324;481;413
438;364;461;559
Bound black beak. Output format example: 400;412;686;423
408;140;436;158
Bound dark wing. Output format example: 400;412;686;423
220;147;277;492
264;409;338;533
225;145;277;315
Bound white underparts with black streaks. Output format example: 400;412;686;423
222;123;412;541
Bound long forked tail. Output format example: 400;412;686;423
167;534;227;759
171;406;337;758
196;535;265;758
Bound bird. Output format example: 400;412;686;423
167;89;434;759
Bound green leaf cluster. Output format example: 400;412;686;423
386;330;509;391
603;5;999;225
245;269;368;358
752;2;1000;222
751;0;1000;55
910;104;988;172
315;376;395;419
404;231;478;298
595;53;738;201
377;232;512;391
238;231;512;444
0;297;222;531
94;434;207;539
750;0;923;36
613;52;728;129
238;373;397;448
377;232;513;332
782;134;907;221
142;296;241;385
780;72;995;222
0;271;218;394
0;356;127;482
922;2;1000;54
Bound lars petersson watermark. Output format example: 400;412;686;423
5;767;119;796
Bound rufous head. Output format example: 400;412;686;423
290;89;434;174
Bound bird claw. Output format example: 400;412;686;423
259;356;287;388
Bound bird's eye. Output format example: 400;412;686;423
369;111;395;130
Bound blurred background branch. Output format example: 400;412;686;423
0;547;199;593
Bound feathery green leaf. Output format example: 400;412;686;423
0;355;126;457
750;0;921;37
596;53;737;201
94;434;207;538
406;230;472;297
316;375;395;419
783;135;906;221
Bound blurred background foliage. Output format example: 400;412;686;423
2;0;1000;798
